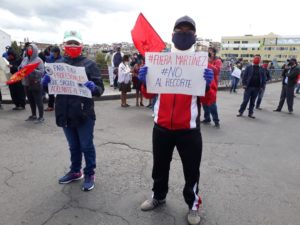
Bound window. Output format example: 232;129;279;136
242;41;248;44
233;48;239;50
234;41;240;44
241;48;248;50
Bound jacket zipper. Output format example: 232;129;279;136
171;94;176;129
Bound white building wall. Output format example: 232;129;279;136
0;29;11;54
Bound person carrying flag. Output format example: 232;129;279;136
138;16;214;225
20;43;45;123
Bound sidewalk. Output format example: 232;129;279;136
1;80;281;104
0;84;137;103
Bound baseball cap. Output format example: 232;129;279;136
63;30;83;44
174;15;196;31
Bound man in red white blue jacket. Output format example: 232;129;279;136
139;16;214;225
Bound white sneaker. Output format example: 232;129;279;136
140;198;166;211
151;113;155;118
187;209;200;225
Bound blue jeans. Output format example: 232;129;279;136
203;103;219;123
238;87;260;115
230;77;240;92
63;118;96;176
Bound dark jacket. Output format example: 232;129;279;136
55;56;104;128
242;64;266;88
7;48;22;74
285;65;300;87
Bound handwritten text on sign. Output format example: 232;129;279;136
45;63;92;98
145;52;208;96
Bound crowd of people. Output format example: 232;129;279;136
0;15;300;225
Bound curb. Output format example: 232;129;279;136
1;80;282;104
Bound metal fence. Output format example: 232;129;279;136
100;69;283;87
218;69;283;87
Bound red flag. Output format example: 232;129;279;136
6;62;40;85
131;13;166;56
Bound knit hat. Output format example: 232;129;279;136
174;15;196;31
63;30;83;43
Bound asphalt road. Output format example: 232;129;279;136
0;82;299;225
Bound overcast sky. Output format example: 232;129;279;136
0;0;298;45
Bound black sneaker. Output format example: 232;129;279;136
214;122;220;128
59;171;83;184
248;114;255;119
273;109;281;112
25;115;37;121
82;175;95;191
236;113;243;117
201;119;211;124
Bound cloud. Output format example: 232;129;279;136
0;0;136;20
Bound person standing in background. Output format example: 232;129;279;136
7;47;26;110
20;43;45;123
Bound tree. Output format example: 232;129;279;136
10;41;22;57
95;52;107;69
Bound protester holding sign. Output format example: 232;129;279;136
20;43;45;123
43;30;104;192
138;16;213;225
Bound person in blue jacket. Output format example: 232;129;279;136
43;31;104;191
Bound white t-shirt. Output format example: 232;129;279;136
118;62;131;84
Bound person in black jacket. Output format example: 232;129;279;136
43;30;104;191
274;58;300;113
255;63;271;110
237;55;266;119
7;48;26;110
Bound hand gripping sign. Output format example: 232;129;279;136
45;63;92;98
145;51;208;96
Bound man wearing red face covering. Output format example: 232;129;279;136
237;55;266;118
42;31;104;192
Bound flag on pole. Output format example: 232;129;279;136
131;13;166;56
6;62;40;85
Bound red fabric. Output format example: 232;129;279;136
6;62;40;85
200;58;223;106
141;84;156;99
157;94;193;130
131;13;166;56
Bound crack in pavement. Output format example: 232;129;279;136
3;167;23;188
98;141;152;154
98;141;181;161
205;141;260;147
40;205;69;225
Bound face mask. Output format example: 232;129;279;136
64;45;82;58
50;52;55;58
27;49;33;57
208;52;212;58
172;32;196;50
253;57;260;65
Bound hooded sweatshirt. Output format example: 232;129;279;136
19;43;44;87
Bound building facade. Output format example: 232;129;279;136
220;33;300;64
0;29;11;53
